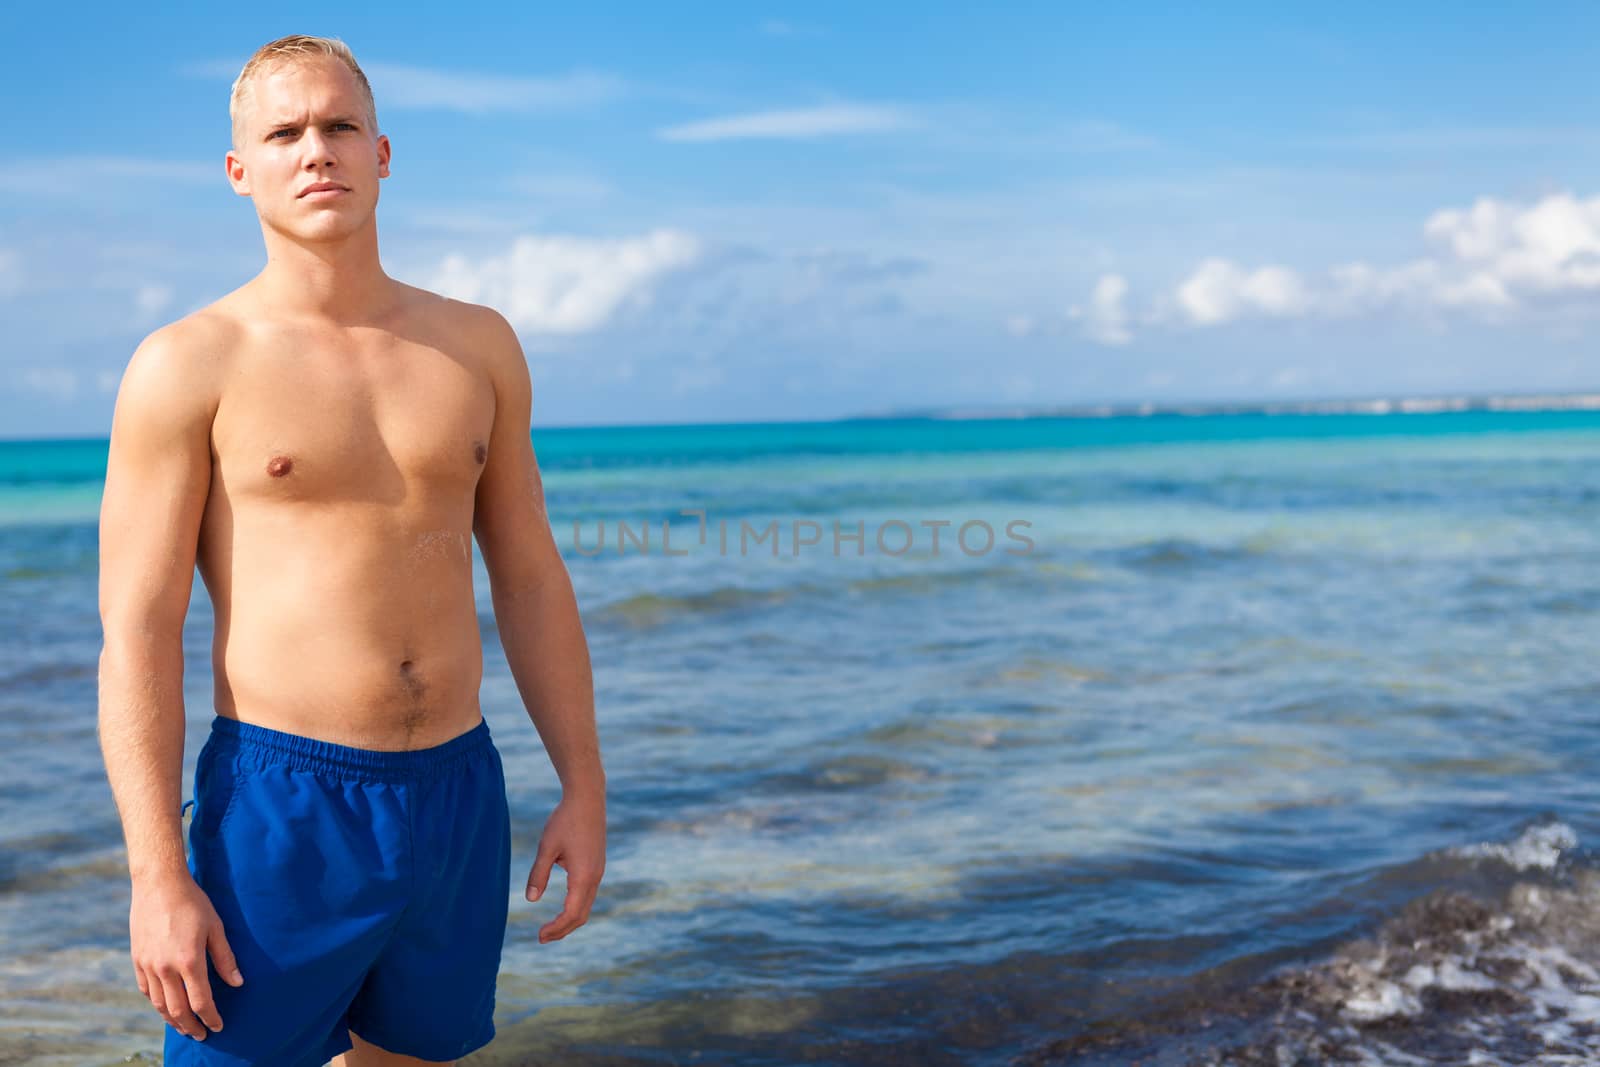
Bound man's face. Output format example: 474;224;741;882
226;57;390;238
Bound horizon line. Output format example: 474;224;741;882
5;385;1600;444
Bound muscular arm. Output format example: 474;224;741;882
98;325;215;882
98;323;240;1040
471;307;603;801
469;305;606;941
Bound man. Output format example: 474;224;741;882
96;34;607;1066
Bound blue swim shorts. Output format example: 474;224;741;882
163;714;512;1066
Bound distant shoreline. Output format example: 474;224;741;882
842;390;1600;422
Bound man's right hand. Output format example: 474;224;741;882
130;871;244;1040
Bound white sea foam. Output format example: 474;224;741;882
1447;820;1580;871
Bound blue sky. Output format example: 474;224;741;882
6;2;1600;435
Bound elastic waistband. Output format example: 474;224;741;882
207;714;494;783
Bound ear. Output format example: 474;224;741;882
376;134;392;180
224;149;252;198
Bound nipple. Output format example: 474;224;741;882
473;441;487;464
266;455;294;478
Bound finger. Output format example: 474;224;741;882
208;922;245;987
154;975;185;1037
135;961;150;999
142;964;163;1011
525;848;556;902
159;970;205;1040
539;900;585;943
183;964;223;1033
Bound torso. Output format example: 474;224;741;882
191;281;496;750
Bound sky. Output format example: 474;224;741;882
5;2;1600;435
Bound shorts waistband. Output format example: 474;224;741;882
207;714;494;783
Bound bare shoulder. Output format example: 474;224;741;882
420;290;529;400
113;304;243;434
445;294;521;361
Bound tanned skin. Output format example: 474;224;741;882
97;54;606;1065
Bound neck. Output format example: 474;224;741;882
254;216;399;326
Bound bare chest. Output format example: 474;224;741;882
212;340;494;506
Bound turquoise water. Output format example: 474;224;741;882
4;410;1600;1064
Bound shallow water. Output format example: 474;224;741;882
3;410;1599;1065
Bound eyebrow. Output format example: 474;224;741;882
265;114;361;132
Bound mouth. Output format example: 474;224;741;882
300;186;349;199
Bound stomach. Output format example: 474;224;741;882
204;519;486;749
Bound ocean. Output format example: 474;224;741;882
3;408;1600;1065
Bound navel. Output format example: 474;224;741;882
266;455;294;478
473;441;487;464
397;658;426;699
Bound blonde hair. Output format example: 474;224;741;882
230;34;379;148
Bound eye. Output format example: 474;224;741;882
269;123;357;140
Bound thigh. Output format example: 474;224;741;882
333;1028;457;1066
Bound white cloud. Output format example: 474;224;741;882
182;57;624;114
1300;126;1600;153
135;283;174;318
428;229;701;336
1004;314;1036;337
1435;272;1514;308
656;104;916;142
1323;193;1600;315
360;63;626;114
1324;259;1440;311
0;157;213;196
1068;273;1133;344
1069;190;1600;342
1176;258;1309;326
1422;192;1600;292
19;367;78;400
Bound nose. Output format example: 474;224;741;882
299;127;338;169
